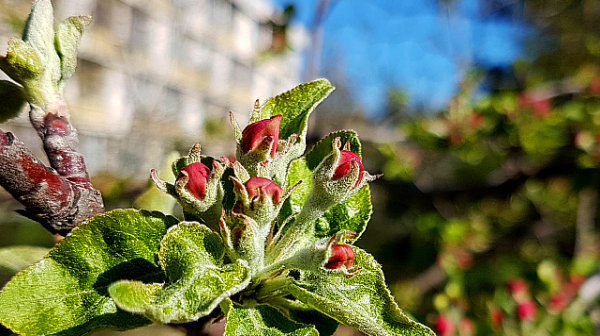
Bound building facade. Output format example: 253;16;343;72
0;0;306;177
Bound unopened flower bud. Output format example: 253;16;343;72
517;300;537;321
325;243;355;270
241;114;282;158
332;150;365;189
245;176;283;203
435;314;454;336
176;162;210;200
304;137;378;219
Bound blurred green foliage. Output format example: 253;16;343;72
376;1;600;335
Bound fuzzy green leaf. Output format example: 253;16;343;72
55;15;91;85
21;0;61;90
0;80;26;123
286;249;435;336
283;130;371;241
261;79;334;140
222;300;319;336
1;38;43;82
0;209;178;336
109;222;251;324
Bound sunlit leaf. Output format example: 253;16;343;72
222;299;319;336
261;78;334;140
287;249;435;336
109;222;251;323
0;209;178;336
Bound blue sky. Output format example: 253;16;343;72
271;0;531;117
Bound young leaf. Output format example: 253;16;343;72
0;80;26;123
0;209;178;336
222;299;319;336
286;248;435;336
55;15;92;86
21;0;61;90
289;309;340;336
283;130;371;241
261;78;334;140
109;222;251;324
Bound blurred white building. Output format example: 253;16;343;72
0;0;307;177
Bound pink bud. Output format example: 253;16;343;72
490;308;503;326
435;314;454;336
178;162;210;200
241;115;282;158
244;176;283;203
325;243;355;270
459;318;475;336
507;278;528;296
517;300;537;321
332;150;365;188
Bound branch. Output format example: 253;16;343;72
0;102;104;235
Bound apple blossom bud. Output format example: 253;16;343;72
325;243;355;270
242;114;282;158
332;150;365;189
435;314;454;336
517;300;537;321
176;162;210;200
245;176;283;204
507;278;528;296
490;308;503;327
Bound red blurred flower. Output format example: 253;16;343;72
332;150;365;189
490;308;503;327
325;243;355;270
507;278;528;296
459;318;475;336
241;114;282;158
244;176;283;203
177;162;211;200
435;314;454;336
517;300;537;321
468;112;483;127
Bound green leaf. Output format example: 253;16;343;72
283;130;371;241
261;79;334;140
0;80;26;123
109;222;251;324
0;209;178;336
55;16;92;85
222;299;319;336
286;249;435;336
22;0;55;61
1;38;43;82
289;309;339;336
21;0;61;89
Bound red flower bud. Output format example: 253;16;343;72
435;314;454;336
241;114;282;158
459;318;475;336
332;150;365;188
490;308;503;326
507;278;528;296
177;162;210;200
517;300;537;321
325;243;355;269
244;176;283;203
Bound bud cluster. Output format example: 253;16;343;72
149;92;379;300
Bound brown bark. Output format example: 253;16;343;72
0;102;104;236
